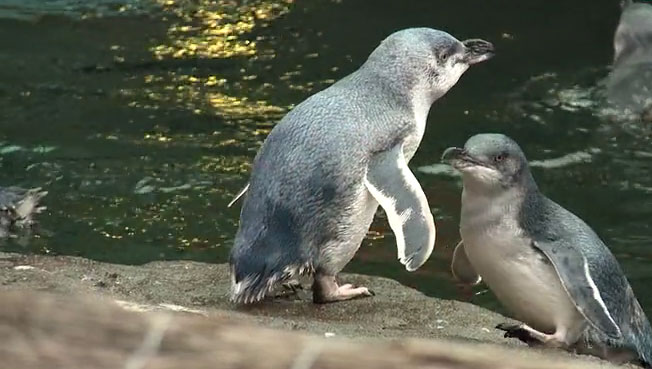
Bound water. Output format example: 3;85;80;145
1;0;651;315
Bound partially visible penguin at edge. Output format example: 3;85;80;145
0;186;47;238
606;0;652;121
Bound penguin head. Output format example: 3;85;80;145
442;133;535;190
364;28;494;102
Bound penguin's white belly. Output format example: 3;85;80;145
462;223;584;335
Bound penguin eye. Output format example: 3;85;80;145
494;154;507;163
439;50;451;62
439;44;460;63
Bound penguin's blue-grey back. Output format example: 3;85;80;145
621;288;652;367
229;72;413;303
519;193;652;366
580;286;652;367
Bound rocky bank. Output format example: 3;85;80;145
0;251;633;368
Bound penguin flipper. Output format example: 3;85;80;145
227;183;249;208
364;144;436;271
531;239;622;339
451;241;481;285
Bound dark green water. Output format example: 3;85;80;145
1;0;650;315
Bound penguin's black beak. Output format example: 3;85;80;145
441;147;487;169
462;39;495;65
441;147;465;163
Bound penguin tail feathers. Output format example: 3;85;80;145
634;325;652;368
229;213;313;304
625;291;652;367
636;345;652;369
229;261;314;304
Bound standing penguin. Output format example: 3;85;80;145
442;134;652;366
606;0;652;120
229;28;494;304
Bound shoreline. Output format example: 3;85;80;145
0;251;630;368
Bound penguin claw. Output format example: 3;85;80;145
313;283;374;303
495;322;525;337
495;322;519;331
281;281;304;293
340;284;375;297
273;281;305;300
495;323;541;346
312;275;375;303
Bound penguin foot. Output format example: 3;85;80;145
496;323;543;346
338;284;375;298
312;275;374;304
281;280;304;293
496;323;572;349
273;280;304;300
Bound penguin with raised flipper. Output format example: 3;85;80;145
229;28;494;304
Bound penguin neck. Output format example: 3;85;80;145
356;63;435;139
461;171;541;223
408;84;434;145
462;168;539;198
359;61;437;100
